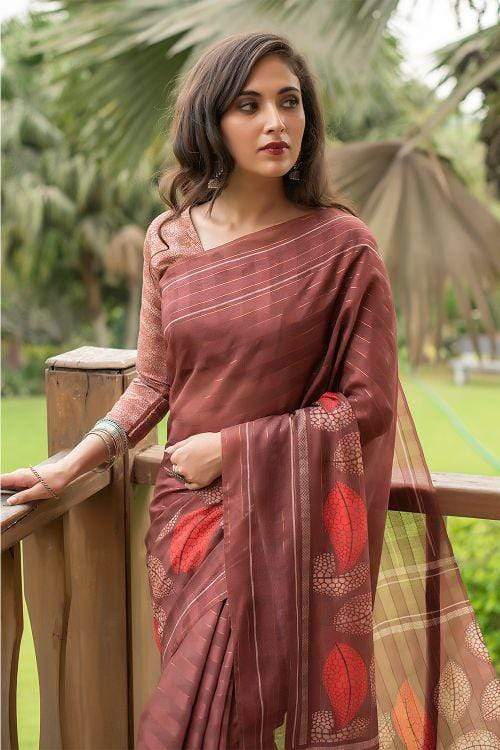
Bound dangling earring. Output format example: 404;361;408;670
208;163;224;190
287;159;303;181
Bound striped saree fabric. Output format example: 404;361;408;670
104;206;498;749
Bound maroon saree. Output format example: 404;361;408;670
105;205;499;749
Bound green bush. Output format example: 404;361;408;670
2;342;71;397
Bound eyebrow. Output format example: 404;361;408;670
236;86;300;97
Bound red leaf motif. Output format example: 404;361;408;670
310;400;354;432
170;504;223;573
318;392;341;411
322;642;367;728
323;481;367;574
392;679;435;750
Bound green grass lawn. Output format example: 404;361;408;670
2;363;498;748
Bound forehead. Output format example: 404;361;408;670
243;55;300;89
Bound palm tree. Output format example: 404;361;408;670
2;17;162;351
27;0;500;365
430;22;500;197
105;225;146;349
29;0;410;165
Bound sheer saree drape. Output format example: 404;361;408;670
221;381;500;750
134;207;498;749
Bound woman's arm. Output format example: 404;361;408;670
62;219;171;477
2;219;171;505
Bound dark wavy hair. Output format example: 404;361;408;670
158;31;357;224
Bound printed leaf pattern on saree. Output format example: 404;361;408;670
170;504;223;574
322;479;368;575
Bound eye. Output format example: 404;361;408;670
238;96;300;113
239;101;258;112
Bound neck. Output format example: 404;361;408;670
207;170;295;228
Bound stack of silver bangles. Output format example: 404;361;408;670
84;417;129;472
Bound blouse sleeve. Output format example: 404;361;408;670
97;220;171;450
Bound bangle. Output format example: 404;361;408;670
83;418;129;472
86;431;117;472
88;427;120;461
93;418;129;453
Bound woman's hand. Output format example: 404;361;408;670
1;462;73;506
165;432;222;490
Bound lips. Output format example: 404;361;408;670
260;142;289;151
261;144;289;156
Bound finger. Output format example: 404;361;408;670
169;447;185;463
1;473;24;489
184;482;201;490
5;484;49;506
165;436;191;453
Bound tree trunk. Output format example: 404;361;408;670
81;250;109;347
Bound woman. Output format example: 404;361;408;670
2;32;498;750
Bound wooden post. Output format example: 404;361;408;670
22;346;158;749
1;544;23;750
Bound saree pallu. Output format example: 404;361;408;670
221;383;500;750
135;206;499;749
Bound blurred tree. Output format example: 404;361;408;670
430;23;500;198
2;17;163;353
29;0;421;167
28;1;498;174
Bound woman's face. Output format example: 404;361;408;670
220;54;305;179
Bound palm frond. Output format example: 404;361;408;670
30;0;406;168
327;140;500;365
2;100;64;151
429;22;499;88
3;172;77;246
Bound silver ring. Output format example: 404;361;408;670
171;469;186;482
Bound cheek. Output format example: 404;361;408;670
288;109;305;135
221;114;260;160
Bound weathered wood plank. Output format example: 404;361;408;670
130;482;161;744
1;545;23;750
1;453;110;550
23;523;65;748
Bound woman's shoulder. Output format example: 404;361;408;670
144;207;199;280
315;206;383;271
145;207;188;247
321;205;377;245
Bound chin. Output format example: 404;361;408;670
260;164;293;178
240;162;291;179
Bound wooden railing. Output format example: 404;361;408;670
2;346;499;749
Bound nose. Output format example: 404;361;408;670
263;103;286;132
